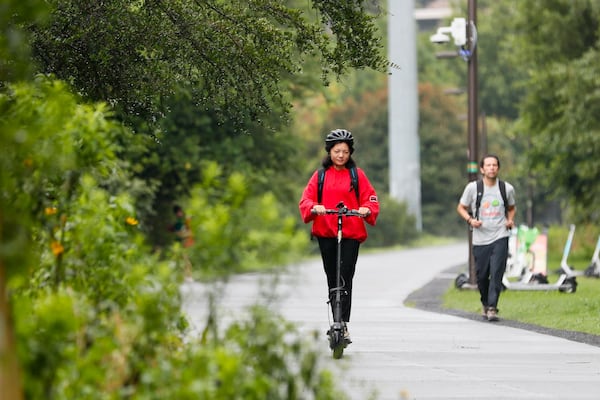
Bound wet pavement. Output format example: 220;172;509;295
181;243;600;400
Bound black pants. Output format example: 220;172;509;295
473;237;509;309
317;237;360;322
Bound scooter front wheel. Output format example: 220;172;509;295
328;328;345;359
332;343;344;359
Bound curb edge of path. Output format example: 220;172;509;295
405;264;600;348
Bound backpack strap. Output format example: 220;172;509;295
498;180;508;217
349;166;359;202
317;167;360;204
317;168;325;204
475;179;508;219
475;180;483;220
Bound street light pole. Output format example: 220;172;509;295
430;1;479;287
466;0;479;285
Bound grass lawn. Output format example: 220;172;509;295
443;253;600;336
443;225;600;336
443;275;600;336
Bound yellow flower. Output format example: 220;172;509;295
45;207;58;216
126;217;139;226
51;241;64;256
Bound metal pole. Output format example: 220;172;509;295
467;0;479;285
527;138;534;227
480;110;487;156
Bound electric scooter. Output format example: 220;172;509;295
555;224;585;277
504;225;544;284
314;201;364;359
502;224;577;293
584;235;600;278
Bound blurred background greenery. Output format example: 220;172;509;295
2;0;599;398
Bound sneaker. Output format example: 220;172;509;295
343;323;352;343
481;306;488;319
486;307;499;322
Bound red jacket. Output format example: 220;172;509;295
299;167;379;242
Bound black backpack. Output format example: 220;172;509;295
475;179;508;219
317;166;359;203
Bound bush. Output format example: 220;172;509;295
364;194;419;248
172;161;310;279
3;77;345;399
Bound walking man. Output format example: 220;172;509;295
457;154;516;321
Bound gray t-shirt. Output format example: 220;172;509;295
459;180;516;246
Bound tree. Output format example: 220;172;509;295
420;1;600;226
1;3;51;397
25;0;387;245
1;2;373;398
0;0;49;83
476;1;527;120
29;0;386;132
418;82;468;236
327;86;389;192
508;0;600;222
121;86;307;247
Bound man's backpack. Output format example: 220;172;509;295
475;179;508;219
317;166;359;204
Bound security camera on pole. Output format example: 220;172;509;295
430;1;479;288
430;17;466;46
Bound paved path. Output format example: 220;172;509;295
181;243;600;400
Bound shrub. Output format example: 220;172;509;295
364;194;419;248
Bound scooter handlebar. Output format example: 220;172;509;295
311;208;366;217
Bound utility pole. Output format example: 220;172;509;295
430;0;479;286
466;0;479;285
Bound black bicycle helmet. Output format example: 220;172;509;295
325;129;354;152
